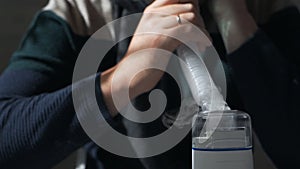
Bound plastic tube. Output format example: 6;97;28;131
162;44;229;128
176;45;253;169
177;44;229;112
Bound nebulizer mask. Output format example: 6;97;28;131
162;39;254;169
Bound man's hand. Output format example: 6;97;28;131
101;0;209;115
127;0;207;54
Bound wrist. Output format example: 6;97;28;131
214;7;250;24
212;7;258;53
210;0;249;23
101;67;119;116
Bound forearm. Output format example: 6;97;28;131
101;51;169;115
0;70;112;168
0;76;88;168
226;30;299;167
211;0;258;53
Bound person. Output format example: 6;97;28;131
0;0;205;168
0;0;299;169
206;0;300;168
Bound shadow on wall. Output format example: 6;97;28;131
0;0;46;73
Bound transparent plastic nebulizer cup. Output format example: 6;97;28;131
192;110;253;169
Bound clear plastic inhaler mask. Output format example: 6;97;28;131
170;42;254;169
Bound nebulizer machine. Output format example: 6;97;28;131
173;40;254;169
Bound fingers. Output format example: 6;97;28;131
161;12;196;28
145;2;198;18
147;0;200;17
133;0;209;53
151;0;181;7
178;12;196;24
157;3;195;15
151;0;198;8
144;0;204;31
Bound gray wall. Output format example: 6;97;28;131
0;1;46;72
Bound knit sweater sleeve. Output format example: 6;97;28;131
226;7;300;169
0;11;113;169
